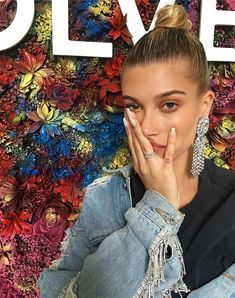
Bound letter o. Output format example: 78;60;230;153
0;0;35;51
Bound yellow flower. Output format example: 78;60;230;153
16;280;36;293
27;102;61;136
78;138;93;156
109;147;131;169
36;103;60;123
230;63;235;74
204;143;222;159
87;58;100;73
55;58;77;78
35;5;52;44
62;116;79;129
217;117;235;139
214;157;227;168
204;143;212;159
90;0;112;17
14;50;53;97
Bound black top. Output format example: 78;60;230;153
130;159;235;296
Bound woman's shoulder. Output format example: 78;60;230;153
84;163;132;200
84;173;124;207
85;173;119;192
79;170;130;242
204;159;235;191
82;164;132;213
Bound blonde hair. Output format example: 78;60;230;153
123;4;210;95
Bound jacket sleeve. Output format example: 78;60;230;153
38;186;188;298
188;263;235;298
37;217;94;298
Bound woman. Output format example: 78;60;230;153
38;4;235;298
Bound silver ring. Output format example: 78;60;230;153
144;152;156;159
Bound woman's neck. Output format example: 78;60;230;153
173;150;200;208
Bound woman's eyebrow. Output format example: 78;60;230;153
123;90;186;102
158;90;186;97
123;95;139;102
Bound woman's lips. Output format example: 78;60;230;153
149;141;167;149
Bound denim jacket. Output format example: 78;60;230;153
38;164;235;298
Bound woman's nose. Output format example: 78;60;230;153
140;111;162;136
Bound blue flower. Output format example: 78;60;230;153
21;153;39;177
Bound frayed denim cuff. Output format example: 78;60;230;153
125;189;184;250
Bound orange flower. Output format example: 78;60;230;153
0;176;19;205
54;175;84;208
0;55;18;85
0;241;13;267
0;210;32;239
107;7;132;45
136;0;149;6
14;50;53;95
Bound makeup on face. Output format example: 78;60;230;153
121;61;205;162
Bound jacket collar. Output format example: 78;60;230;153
102;163;133;178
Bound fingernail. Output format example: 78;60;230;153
126;108;136;127
171;127;176;136
123;118;129;128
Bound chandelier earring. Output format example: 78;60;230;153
191;116;210;177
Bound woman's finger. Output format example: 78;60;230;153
131;127;148;169
164;128;176;166
123;117;139;170
126;108;154;156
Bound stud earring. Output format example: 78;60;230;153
191;116;210;177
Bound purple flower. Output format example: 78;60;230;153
33;199;74;243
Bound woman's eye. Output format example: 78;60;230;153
126;104;141;112
162;102;178;111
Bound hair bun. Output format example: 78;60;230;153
155;4;192;30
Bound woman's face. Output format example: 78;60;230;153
121;59;213;162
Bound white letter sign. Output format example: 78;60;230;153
118;0;175;45
0;0;35;51
0;0;234;62
200;0;235;62
52;0;113;58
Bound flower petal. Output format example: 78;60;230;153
20;73;33;89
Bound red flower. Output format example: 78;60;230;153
0;3;9;30
0;0;11;7
0;174;42;211
33;199;75;243
14;49;46;75
44;79;80;111
14;49;53;93
0;176;21;209
228;0;235;10
97;77;121;100
105;93;124;109
0;55;18;85
54;175;84;208
0;210;32;239
107;7;132;45
103;54;126;79
136;0;149;6
97;55;125;105
0;148;15;181
83;73;100;86
20;176;43;193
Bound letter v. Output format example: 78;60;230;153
118;0;175;45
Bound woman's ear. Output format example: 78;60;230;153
200;90;215;116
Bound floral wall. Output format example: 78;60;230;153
0;0;234;296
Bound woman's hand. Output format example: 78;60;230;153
124;108;180;210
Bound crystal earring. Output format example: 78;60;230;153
191;116;210;177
